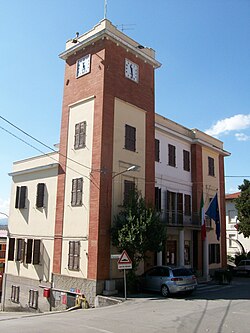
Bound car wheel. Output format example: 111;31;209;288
161;285;170;297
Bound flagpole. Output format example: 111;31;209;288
104;0;107;19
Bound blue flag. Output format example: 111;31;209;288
205;193;220;240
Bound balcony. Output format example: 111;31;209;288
164;211;201;228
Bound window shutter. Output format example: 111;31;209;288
155;139;160;162
168;144;176;167
8;238;15;261
33;240;40;265
73;241;80;270
71;179;77;206
125;124;136;151
79;121;86;148
68;241;74;270
166;190;170;222
26;239;33;264
19;186;27;209
76;178;83;206
36;183;45;208
183;150;190;171
74;123;80;149
184;194;191;216
177;193;183;224
15;187;20;208
124;180;135;205
155;187;161;211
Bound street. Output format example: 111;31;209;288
0;276;250;333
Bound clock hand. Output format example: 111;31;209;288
130;64;133;78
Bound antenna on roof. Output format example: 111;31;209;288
116;24;136;32
104;0;107;19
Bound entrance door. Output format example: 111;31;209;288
165;240;177;265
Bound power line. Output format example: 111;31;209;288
0;124;99;189
0;115;93;171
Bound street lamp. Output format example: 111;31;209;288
104;165;140;296
112;165;140;179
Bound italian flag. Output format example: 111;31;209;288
200;194;206;241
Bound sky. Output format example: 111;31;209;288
0;0;249;218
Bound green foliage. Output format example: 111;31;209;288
235;179;250;238
234;253;247;266
111;189;166;268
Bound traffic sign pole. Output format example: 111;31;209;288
124;269;127;300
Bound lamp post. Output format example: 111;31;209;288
104;165;140;296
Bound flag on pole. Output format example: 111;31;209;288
200;193;206;241
205;193;220;241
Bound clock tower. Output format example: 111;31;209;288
53;19;161;298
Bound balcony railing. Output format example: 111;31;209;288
164;211;201;227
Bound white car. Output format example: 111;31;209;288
233;260;250;276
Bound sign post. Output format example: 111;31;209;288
117;250;132;300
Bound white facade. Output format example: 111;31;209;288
226;193;250;256
7;152;59;283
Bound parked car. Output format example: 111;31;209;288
233;260;250;276
138;266;197;297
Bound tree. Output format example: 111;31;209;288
111;189;166;268
235;179;250;238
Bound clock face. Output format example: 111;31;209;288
76;54;91;78
125;59;139;83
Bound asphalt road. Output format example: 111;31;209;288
0;276;249;333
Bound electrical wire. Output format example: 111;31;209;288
0;115;94;172
0;124;99;189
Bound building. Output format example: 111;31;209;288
3;19;229;312
153;115;229;277
226;192;249;257
0;219;8;298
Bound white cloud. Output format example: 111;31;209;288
235;133;250;141
205;114;250;137
0;198;9;219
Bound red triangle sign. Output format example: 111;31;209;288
118;250;132;264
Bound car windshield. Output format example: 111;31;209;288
172;268;193;277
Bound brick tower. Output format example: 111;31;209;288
53;20;160;298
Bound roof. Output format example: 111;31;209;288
225;192;241;200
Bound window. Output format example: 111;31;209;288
155;139;160;162
8;238;15;261
16;239;25;262
168;144;176;167
11;285;20;303
155;187;162;211
26;239;41;265
124;180;135;205
71;178;83;206
184;241;190;265
74;121;86;149
167;191;176;224
184;194;191;216
15;186;27;209
183;150;190;171
228;210;237;224
26;239;33;264
36;183;45;208
28;289;39;309
125;124;136;152
208;157;215;176
229;234;236;248
209;244;220;264
33;240;41;265
68;241;80;271
177;193;183;224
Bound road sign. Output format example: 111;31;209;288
110;254;121;259
118;250;132;270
